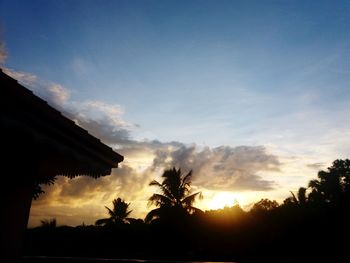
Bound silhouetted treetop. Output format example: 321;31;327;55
24;159;350;262
33;177;56;199
284;187;307;207
145;167;202;223
251;198;279;213
40;218;57;228
308;159;350;205
95;198;132;226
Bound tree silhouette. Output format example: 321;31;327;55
23;159;350;262
251;198;279;213
95;198;132;225
308;159;350;205
33;177;56;199
145;167;202;223
284;187;307;207
40;218;57;228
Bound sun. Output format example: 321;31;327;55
205;191;243;210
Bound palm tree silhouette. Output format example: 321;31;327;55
95;198;132;225
292;187;307;205
145;167;202;223
40;218;57;228
283;187;308;207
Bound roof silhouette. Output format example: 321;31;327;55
1;68;123;178
1;68;124;261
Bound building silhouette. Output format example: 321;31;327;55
0;69;123;262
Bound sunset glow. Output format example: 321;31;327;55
205;192;242;210
0;0;349;227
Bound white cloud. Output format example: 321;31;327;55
3;68;135;146
3;68;37;86
3;67;70;107
76;100;131;128
47;84;70;106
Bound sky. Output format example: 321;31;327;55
0;0;349;227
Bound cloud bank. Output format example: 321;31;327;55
4;68;281;226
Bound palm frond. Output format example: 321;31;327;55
187;206;203;214
290;191;298;204
179;171;192;199
181;170;193;187
162;168;182;200
147;167;202;222
148;193;173;207
309;179;320;189
145;208;162;223
150;179;175;200
149;180;162;187
125;210;132;218
181;191;202;207
298;187;307;205
105;206;115;217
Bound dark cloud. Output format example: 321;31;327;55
74;117;132;145
149;144;280;191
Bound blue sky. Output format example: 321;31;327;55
2;0;349;145
1;0;349;225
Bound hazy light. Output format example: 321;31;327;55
204;191;244;210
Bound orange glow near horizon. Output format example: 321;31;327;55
202;191;245;210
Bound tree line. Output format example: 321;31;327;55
24;159;350;262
